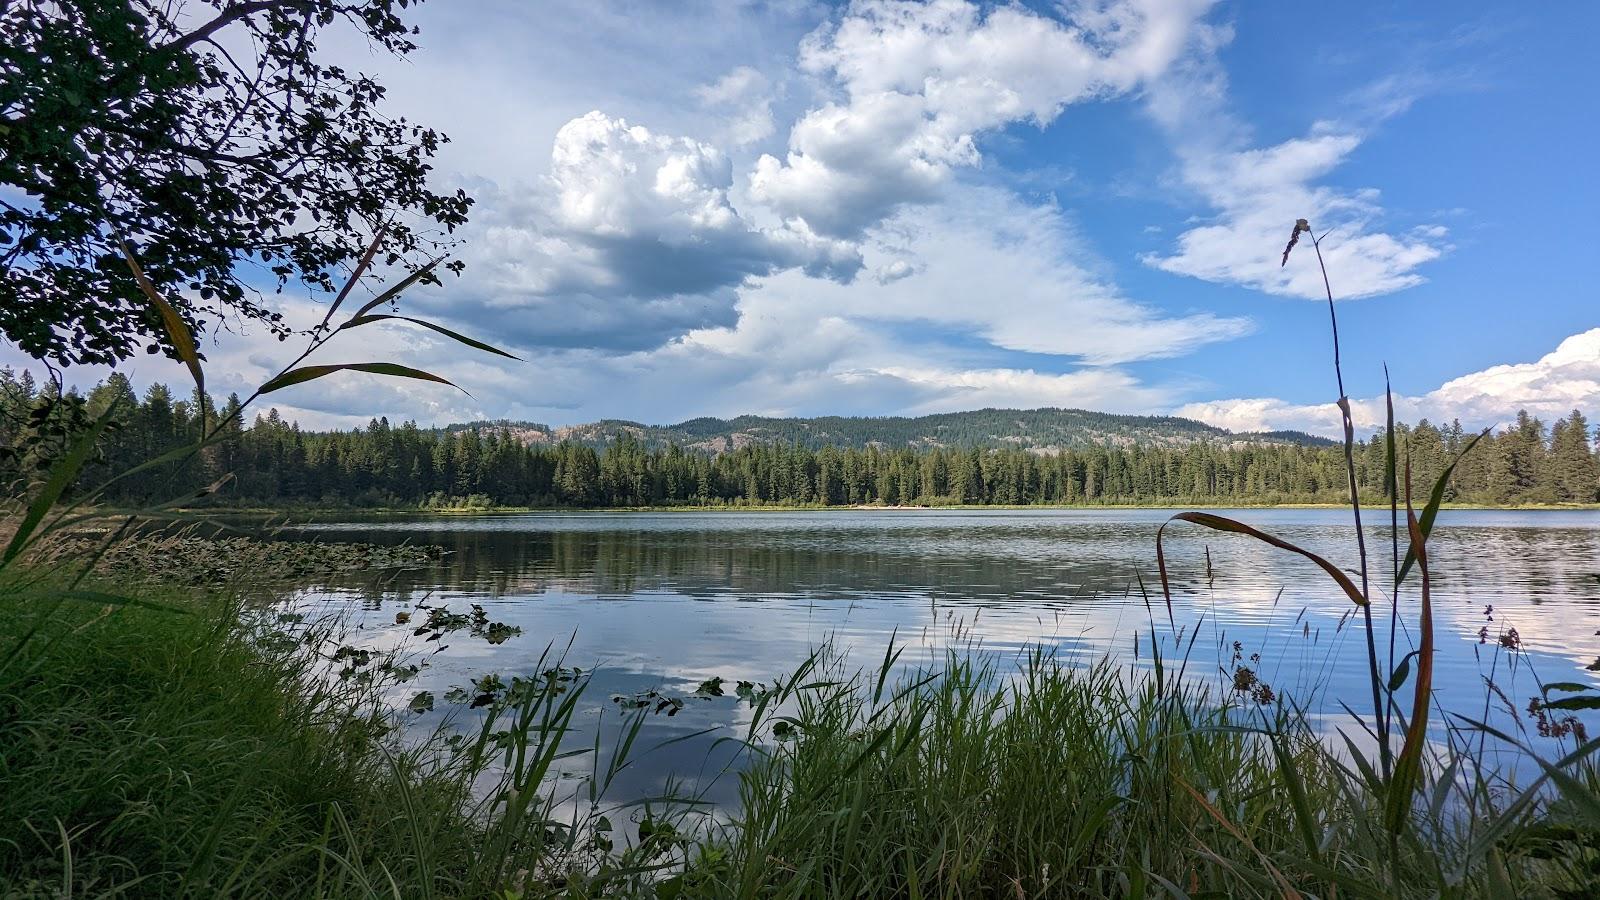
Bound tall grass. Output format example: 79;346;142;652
0;571;713;898
8;585;1598;897
1;580;422;896
662;637;1598;898
705;648;1326;897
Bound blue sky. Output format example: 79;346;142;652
9;0;1597;436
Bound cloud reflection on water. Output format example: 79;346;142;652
285;508;1600;800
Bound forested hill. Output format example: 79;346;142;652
6;370;1594;508
454;408;1336;454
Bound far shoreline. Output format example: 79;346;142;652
165;501;1600;521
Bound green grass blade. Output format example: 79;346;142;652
258;362;463;396
342;314;521;360
1398;429;1487;586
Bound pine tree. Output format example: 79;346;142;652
1550;410;1598;502
1504;411;1551;503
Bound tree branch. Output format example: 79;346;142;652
158;1;306;55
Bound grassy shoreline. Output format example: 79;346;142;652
6;562;1600;897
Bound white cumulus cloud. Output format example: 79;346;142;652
750;0;1216;239
412;111;862;352
696;66;777;146
1177;328;1600;437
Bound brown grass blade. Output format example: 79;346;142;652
1386;458;1434;835
353;258;443;319
1175;776;1302;899
1157;512;1367;610
118;240;204;398
324;221;390;326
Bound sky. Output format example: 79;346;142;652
8;0;1598;437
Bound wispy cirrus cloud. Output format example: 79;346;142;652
1141;27;1449;300
1142;128;1448;299
820;184;1253;365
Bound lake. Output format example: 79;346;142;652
283;507;1600;805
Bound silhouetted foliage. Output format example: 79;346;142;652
0;0;471;365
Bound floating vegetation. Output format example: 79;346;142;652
52;534;445;587
420;667;582;717
610;676;776;717
408;602;523;646
612;688;686;716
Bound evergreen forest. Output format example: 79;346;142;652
9;368;1596;509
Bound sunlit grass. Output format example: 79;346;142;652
7;561;1600;897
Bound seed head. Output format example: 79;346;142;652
1281;218;1311;267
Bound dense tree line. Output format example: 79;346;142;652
4;369;1598;509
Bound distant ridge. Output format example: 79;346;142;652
450;408;1336;454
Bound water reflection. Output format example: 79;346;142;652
282;509;1600;799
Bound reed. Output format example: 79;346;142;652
667;637;1600;898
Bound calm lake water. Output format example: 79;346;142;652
284;508;1600;804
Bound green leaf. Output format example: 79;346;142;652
693;676;725;697
1542;695;1600;712
1398;429;1487;586
258;362;463;396
343;314;520;359
1388;650;1421;693
408;691;434;713
1542;682;1593;695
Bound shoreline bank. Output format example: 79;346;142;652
166;501;1600;520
